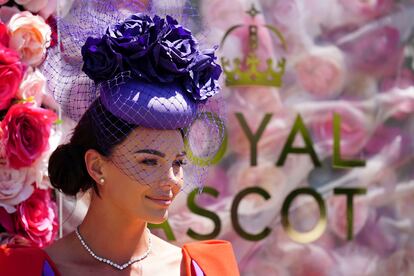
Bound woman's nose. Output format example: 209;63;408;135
160;167;182;189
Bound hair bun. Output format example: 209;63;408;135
48;143;94;196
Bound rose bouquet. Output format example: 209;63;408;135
0;5;60;248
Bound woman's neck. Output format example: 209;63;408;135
78;195;150;264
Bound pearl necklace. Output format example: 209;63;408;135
75;226;152;271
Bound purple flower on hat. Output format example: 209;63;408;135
81;12;222;102
185;47;222;101
106;14;198;82
81;37;122;82
106;13;156;56
151;15;199;81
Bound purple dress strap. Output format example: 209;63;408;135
192;259;205;276
42;260;55;276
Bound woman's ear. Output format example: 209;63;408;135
84;149;106;184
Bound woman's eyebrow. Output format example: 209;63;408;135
135;149;166;157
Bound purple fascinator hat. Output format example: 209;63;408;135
42;0;226;192
81;13;222;129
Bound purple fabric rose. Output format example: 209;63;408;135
108;14;198;82
81;13;222;102
185;48;222;101
106;13;156;56
81;37;122;82
150;16;198;81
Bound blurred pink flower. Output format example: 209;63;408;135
339;0;395;20
364;125;402;156
379;68;414;119
13;0;56;20
0;166;35;213
16;67;46;106
357;211;399;255
328;195;369;240
380;68;414;92
15;0;48;13
15;188;58;248
333;244;380;275
228;161;286;206
275;240;335;276
289;245;335;276
38;0;56;20
294;46;346;99
375;249;414;275
0;5;19;24
341;26;403;77
310;105;369;156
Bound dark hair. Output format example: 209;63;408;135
48;98;135;197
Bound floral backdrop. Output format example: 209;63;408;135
0;0;61;248
1;0;414;275
162;0;414;275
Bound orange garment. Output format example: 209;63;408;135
182;240;240;276
0;240;240;276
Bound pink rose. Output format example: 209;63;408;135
1;103;57;169
15;188;58;247
0;5;20;24
328;195;369;240
39;0;57;20
341;26;403;77
332;244;380;275
16;67;46;106
339;0;395;20
375;249;414;275
0;20;9;46
294;46;346;99
310;105;368;156
0;165;35;213
8;11;51;66
15;0;48;13
13;0;56;20
228;161;287;208
288;245;335;276
379;68;414;119
0;44;23;110
0;0;9;5
380;68;414;92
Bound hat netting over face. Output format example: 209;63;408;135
41;0;226;193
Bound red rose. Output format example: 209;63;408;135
15;188;58;248
1;103;57;169
0;44;23;110
0;21;9;46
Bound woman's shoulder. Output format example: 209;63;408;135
181;240;240;276
0;243;60;276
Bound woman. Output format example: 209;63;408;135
0;8;239;276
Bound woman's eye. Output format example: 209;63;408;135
141;159;158;166
173;159;187;167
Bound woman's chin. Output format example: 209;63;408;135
146;210;169;225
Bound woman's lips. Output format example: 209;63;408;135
145;196;172;206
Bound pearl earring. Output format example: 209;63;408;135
99;177;105;184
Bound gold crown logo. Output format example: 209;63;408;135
220;4;287;88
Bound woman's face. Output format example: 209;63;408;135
100;127;186;224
